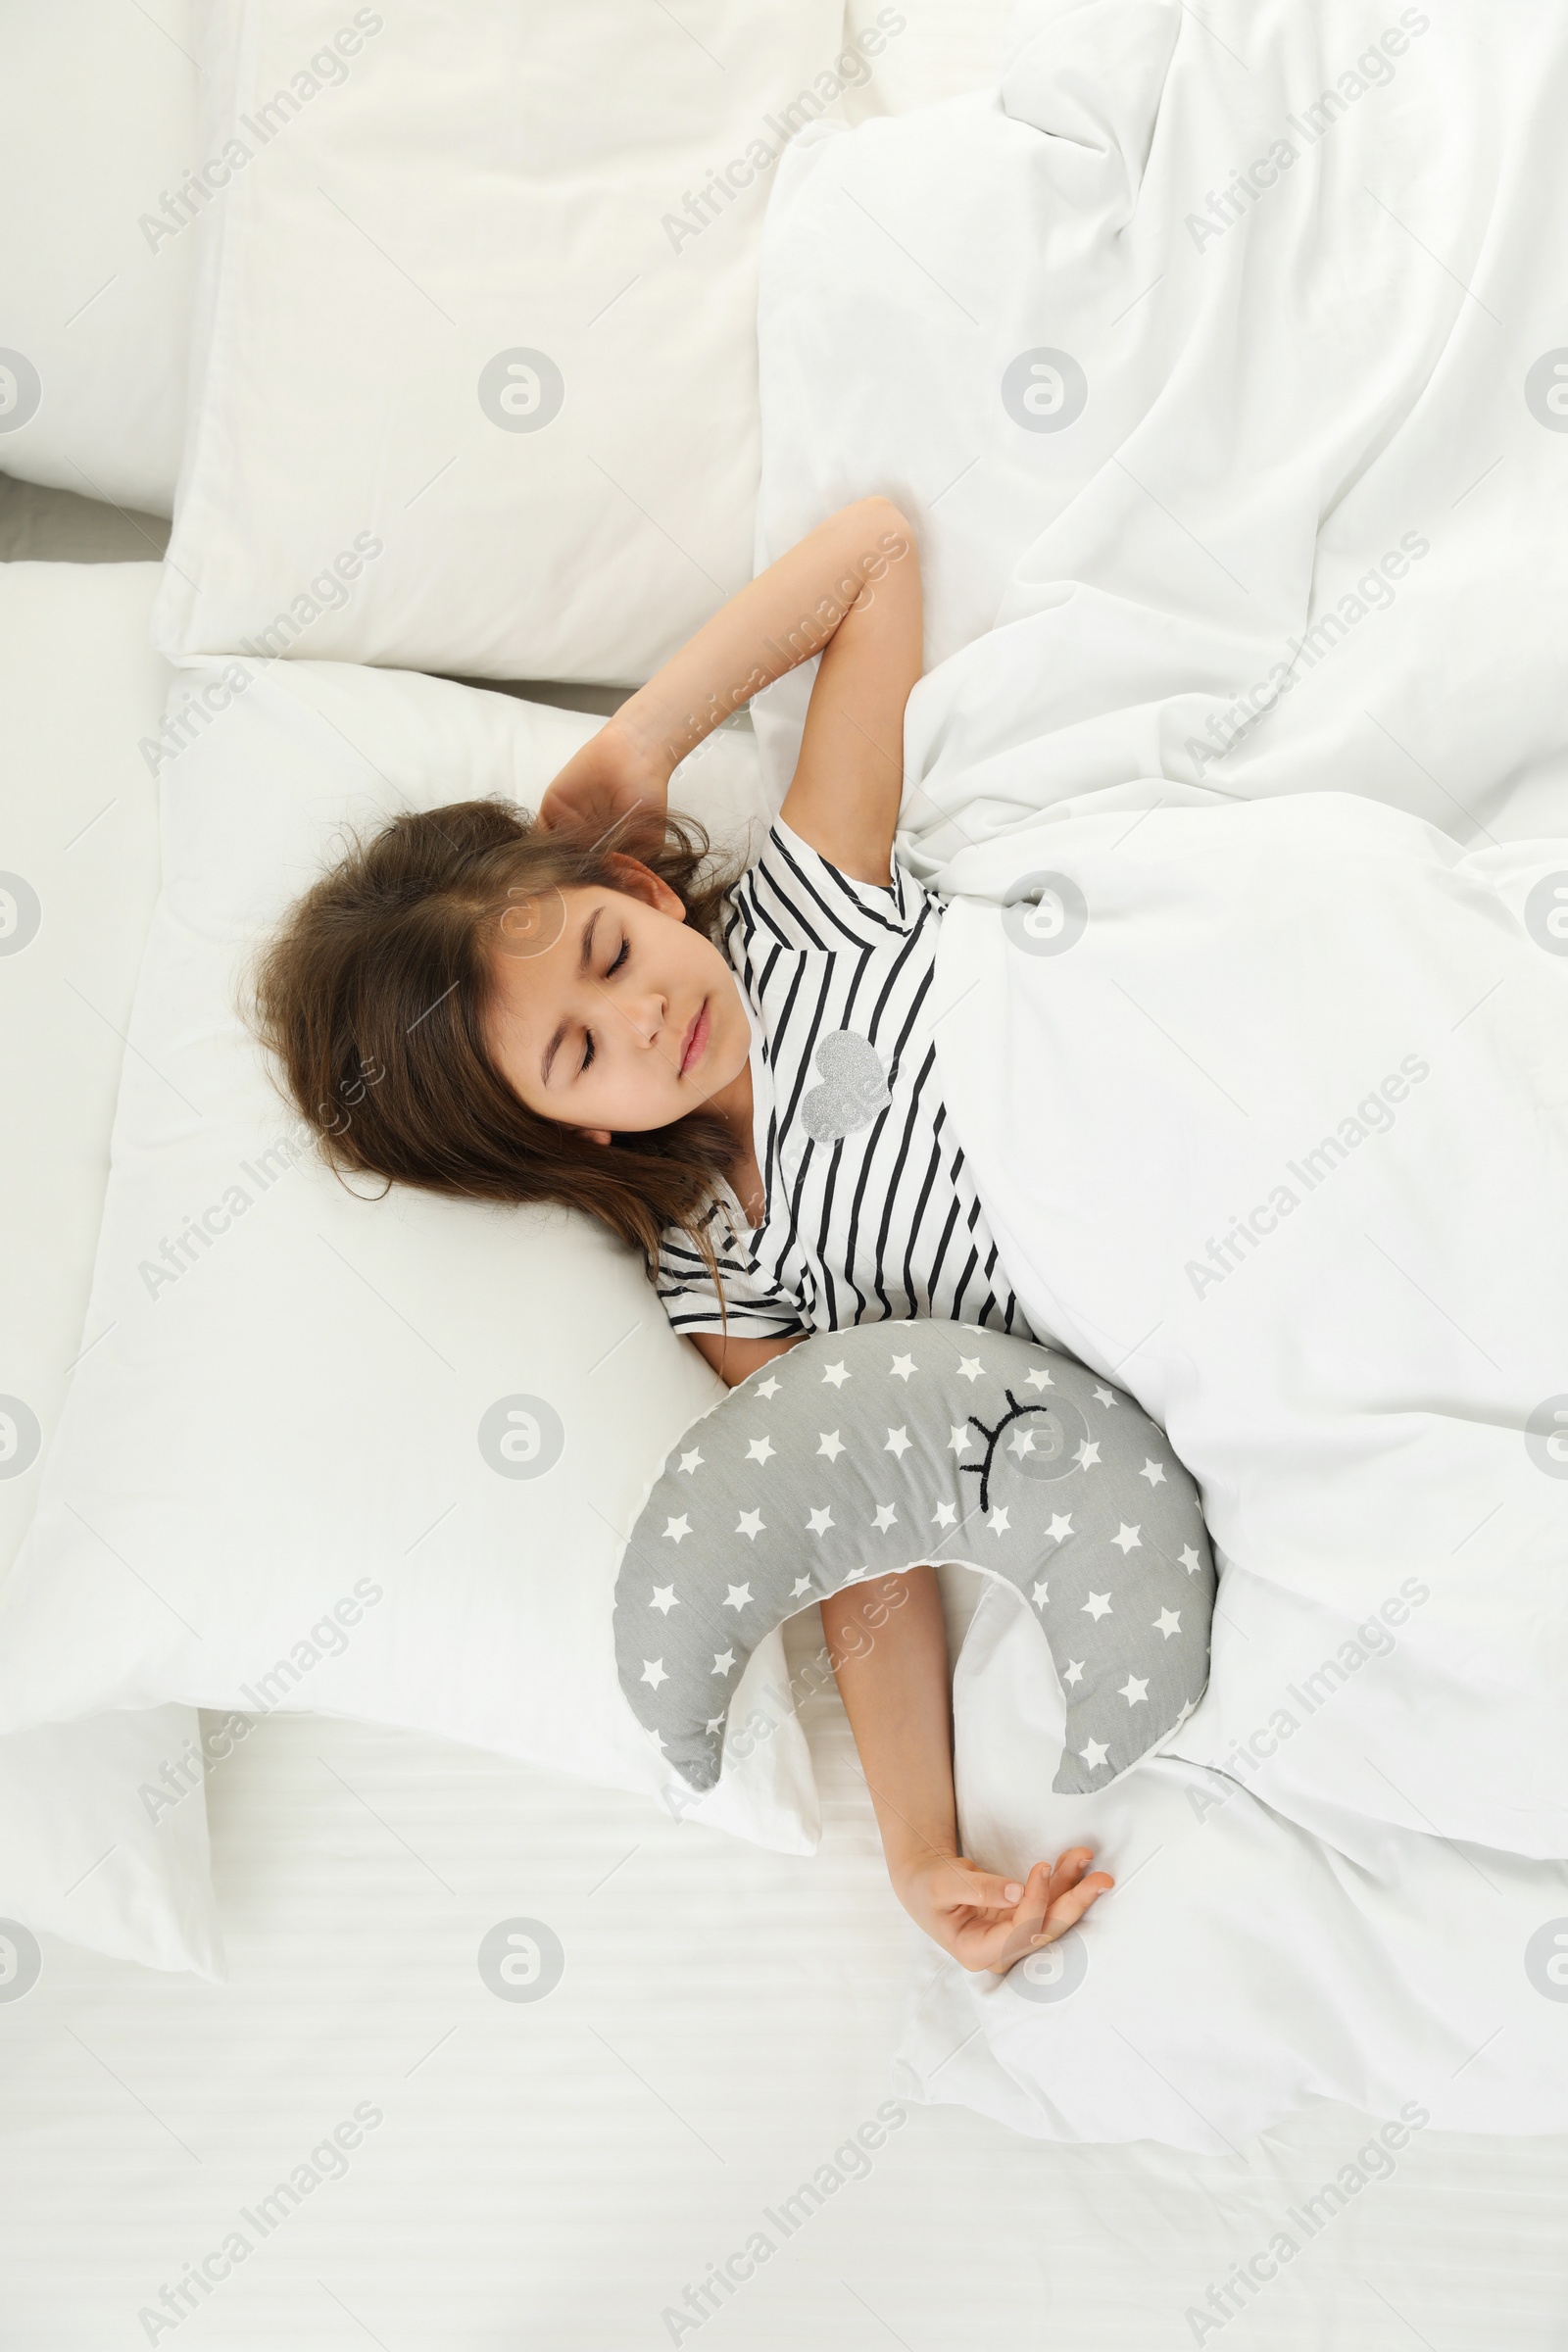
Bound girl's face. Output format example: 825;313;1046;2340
481;866;752;1144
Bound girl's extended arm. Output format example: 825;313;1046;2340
688;1351;1112;1971
820;1571;1114;1974
538;494;921;885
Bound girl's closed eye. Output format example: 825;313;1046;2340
581;936;630;1072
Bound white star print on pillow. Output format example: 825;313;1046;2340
613;1318;1214;1805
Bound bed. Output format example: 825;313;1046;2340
4;2;1568;2343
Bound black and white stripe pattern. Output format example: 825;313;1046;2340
657;818;1030;1342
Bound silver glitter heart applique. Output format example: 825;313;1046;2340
799;1030;891;1143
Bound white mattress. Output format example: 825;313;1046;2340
5;1667;1568;2347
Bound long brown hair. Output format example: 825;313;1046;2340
247;797;746;1275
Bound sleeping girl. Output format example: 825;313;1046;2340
250;496;1142;1973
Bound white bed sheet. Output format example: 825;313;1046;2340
3;1653;1565;2349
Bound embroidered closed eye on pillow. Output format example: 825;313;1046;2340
613;1321;1216;1795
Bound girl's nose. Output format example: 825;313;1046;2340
627;992;665;1049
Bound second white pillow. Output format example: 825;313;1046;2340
154;0;872;684
0;655;817;1855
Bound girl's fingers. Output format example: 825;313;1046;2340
1045;1849;1108;1903
1030;1872;1115;1945
1015;1859;1054;1915
979;1866;1053;1960
977;1877;1057;1974
938;1866;1025;1913
1048;1846;1095;1886
963;1861;1114;1971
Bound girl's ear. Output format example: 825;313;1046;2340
602;852;686;922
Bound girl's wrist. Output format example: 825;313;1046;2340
883;1828;960;1886
603;709;673;799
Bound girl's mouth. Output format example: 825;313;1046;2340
679;1001;710;1076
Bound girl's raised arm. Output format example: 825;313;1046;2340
538;495;921;881
774;501;920;885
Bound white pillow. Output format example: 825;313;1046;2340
0;562;220;1975
154;0;877;685
0;1713;221;1983
0;1;201;514
0;651;818;1852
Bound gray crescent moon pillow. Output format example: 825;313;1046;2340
613;1320;1214;1795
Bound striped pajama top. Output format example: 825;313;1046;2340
655;816;1030;1343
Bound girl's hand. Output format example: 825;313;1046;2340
536;716;668;840
893;1846;1113;1977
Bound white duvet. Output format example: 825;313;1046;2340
937;792;1568;1863
754;0;1568;2143
902;792;1568;2149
